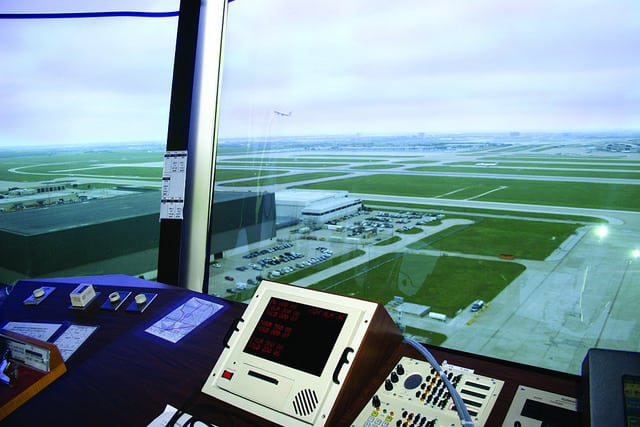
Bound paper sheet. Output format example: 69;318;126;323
53;324;99;361
147;404;215;427
2;321;62;341
145;297;224;343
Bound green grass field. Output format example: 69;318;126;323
309;252;526;318
221;171;347;187
480;156;640;163
352;164;404;170
299;174;640;212
451;161;640;169
218;161;349;168
408;218;580;260
215;169;288;181
409;165;640;180
0;148;164;182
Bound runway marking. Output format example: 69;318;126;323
434;187;469;198
466;185;508;200
579;266;588;323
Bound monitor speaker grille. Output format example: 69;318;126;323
292;388;319;417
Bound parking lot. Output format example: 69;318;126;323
206;209;437;297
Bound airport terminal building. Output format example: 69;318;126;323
275;189;362;226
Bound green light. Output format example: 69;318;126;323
596;225;609;239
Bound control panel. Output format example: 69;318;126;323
351;356;504;427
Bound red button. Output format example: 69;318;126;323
222;370;234;380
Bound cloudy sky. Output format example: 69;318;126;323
0;0;179;146
1;0;639;146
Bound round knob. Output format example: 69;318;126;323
372;395;381;408
385;379;394;391
396;363;405;375
390;372;399;383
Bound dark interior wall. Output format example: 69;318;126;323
210;193;277;253
0;231;30;275
210;192;276;233
7;214;160;276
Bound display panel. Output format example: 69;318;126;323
243;297;347;376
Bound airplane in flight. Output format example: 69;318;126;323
273;110;292;117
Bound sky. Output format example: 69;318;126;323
0;0;179;147
1;0;639;146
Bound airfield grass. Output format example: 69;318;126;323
0;149;334;184
222;171;346;187
408;218;580;260
375;236;402;246
403;327;447;346
308;252;525;318
222;156;384;163
480;156;640;163
299;174;640;212
352;164;404;170
278;249;365;284
451;161;640;169
410;165;640;180
215;169;288;181
0;148;164;182
397;227;423;235
396;160;441;164
300;154;415;160
218;161;349;168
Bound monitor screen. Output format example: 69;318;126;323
243;296;348;376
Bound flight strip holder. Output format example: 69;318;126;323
69;284;100;310
23;286;55;306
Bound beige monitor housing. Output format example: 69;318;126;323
202;280;402;426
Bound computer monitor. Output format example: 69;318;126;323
201;280;402;426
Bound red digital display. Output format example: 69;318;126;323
243;297;348;376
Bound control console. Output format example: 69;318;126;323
351;356;504;427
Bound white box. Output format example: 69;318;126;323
70;283;96;307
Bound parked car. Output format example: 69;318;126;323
471;300;485;312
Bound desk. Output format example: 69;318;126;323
0;276;581;426
0;275;241;427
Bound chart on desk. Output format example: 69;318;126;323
54;324;99;361
145;297;224;343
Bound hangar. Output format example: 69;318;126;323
275;189;362;226
0;190;275;280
